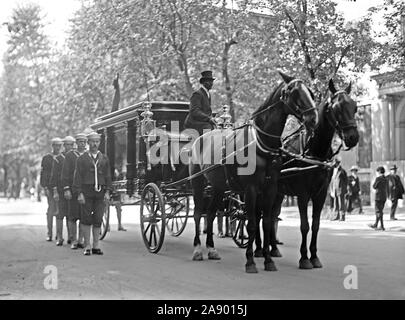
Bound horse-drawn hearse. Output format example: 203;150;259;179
90;73;359;273
90;100;249;253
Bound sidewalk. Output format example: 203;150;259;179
279;204;405;232
1;197;404;232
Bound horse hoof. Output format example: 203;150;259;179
310;258;323;268
270;248;282;258
264;262;277;271
299;259;313;270
254;249;264;258
245;264;258;273
208;249;221;260
192;251;203;261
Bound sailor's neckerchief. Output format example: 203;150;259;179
54;152;66;164
73;149;86;158
87;151;101;192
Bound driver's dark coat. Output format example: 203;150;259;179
184;88;214;133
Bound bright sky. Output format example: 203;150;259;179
335;0;385;20
0;0;386;69
0;0;80;62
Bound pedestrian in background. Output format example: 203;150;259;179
369;166;388;231
12;180;18;200
6;178;13;200
329;156;348;221
113;169;126;231
347;165;364;214
19;178;28;199
387;164;404;221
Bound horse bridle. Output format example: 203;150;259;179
325;90;357;141
249;79;317;153
280;79;317;121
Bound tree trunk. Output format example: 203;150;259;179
222;42;235;120
2;157;8;197
179;53;193;97
15;159;22;199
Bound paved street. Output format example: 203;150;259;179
0;197;404;300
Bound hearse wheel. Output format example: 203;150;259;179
140;183;166;253
228;193;249;248
99;201;110;240
166;195;190;237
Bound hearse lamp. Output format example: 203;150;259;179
140;102;156;137
221;105;233;129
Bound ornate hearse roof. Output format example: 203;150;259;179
91;101;189;130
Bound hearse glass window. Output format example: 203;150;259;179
114;126;127;180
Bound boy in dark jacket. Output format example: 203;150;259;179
370;166;388;231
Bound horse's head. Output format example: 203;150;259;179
326;79;359;149
278;71;318;132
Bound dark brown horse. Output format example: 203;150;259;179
189;72;318;273
255;79;359;269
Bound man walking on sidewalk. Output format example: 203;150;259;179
387;164;404;221
370;166;388;231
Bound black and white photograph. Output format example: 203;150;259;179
0;0;404;306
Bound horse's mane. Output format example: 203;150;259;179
251;82;284;117
305;94;334;159
315;96;329;131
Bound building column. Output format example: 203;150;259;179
381;95;391;161
388;96;396;160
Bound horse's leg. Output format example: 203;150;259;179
253;193;262;255
270;193;283;258
190;165;205;261
192;209;203;261
254;200;263;257
309;190;327;268
297;196;312;269
206;190;223;260
245;185;258;273
262;185;278;271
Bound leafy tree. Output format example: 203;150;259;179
0;4;52;189
368;0;405;81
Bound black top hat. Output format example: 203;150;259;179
376;166;385;174
350;165;359;172
199;70;215;83
390;164;398;170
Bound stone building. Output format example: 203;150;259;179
340;70;405;205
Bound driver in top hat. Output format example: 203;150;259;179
184;70;217;135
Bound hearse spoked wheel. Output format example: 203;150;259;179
140;183;166;253
99;201;110;240
228;193;249;248
165;195;189;237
